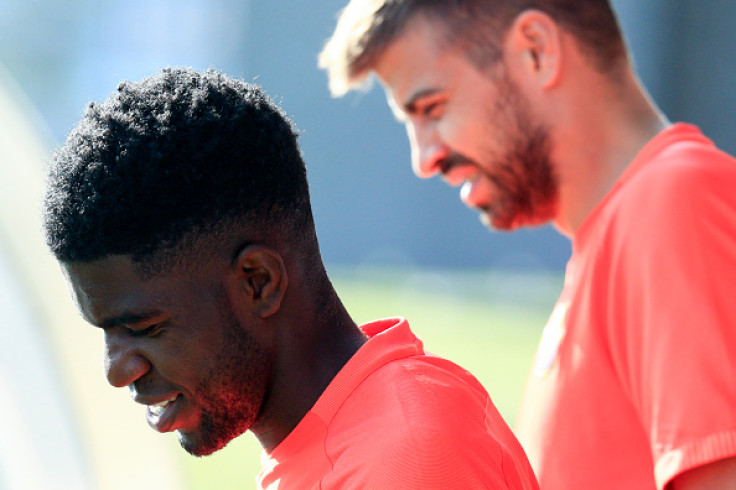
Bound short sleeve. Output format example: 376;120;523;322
608;147;736;488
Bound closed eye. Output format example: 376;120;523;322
403;89;447;120
421;100;445;118
128;323;162;338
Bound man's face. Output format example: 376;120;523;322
373;18;558;230
63;255;272;456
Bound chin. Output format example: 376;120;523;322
177;428;237;457
484;211;549;232
482;212;518;232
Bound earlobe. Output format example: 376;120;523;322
507;9;562;89
233;245;288;318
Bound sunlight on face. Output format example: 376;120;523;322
180;294;272;456
64;255;274;457
374;17;559;231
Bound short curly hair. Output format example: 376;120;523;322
44;67;315;268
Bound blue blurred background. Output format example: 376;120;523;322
0;1;734;489
4;0;734;273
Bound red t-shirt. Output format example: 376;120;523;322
516;124;736;489
258;317;539;489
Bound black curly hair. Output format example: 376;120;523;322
44;67;316;270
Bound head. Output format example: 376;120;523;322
44;67;320;455
319;0;628;230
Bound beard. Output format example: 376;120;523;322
472;71;558;230
179;292;272;457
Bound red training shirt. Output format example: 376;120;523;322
258;317;539;489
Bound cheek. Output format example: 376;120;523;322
156;332;223;383
442;111;490;159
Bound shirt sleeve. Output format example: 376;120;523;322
608;149;736;489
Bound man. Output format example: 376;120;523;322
43;67;538;489
319;1;736;489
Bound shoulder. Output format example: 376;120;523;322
320;356;523;488
349;355;490;422
606;135;736;247
625;134;736;211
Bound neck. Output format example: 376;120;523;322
551;68;669;237
250;286;365;452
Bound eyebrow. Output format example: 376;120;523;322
98;310;165;329
403;87;443;114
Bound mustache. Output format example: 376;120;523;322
437;152;476;173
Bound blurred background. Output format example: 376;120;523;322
1;0;733;488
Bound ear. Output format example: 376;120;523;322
504;9;562;89
232;245;288;318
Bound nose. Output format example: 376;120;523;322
104;330;151;388
407;121;449;179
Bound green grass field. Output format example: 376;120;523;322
176;267;562;489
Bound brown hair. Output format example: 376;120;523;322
319;0;627;96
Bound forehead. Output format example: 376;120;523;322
62;255;179;326
372;17;467;105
